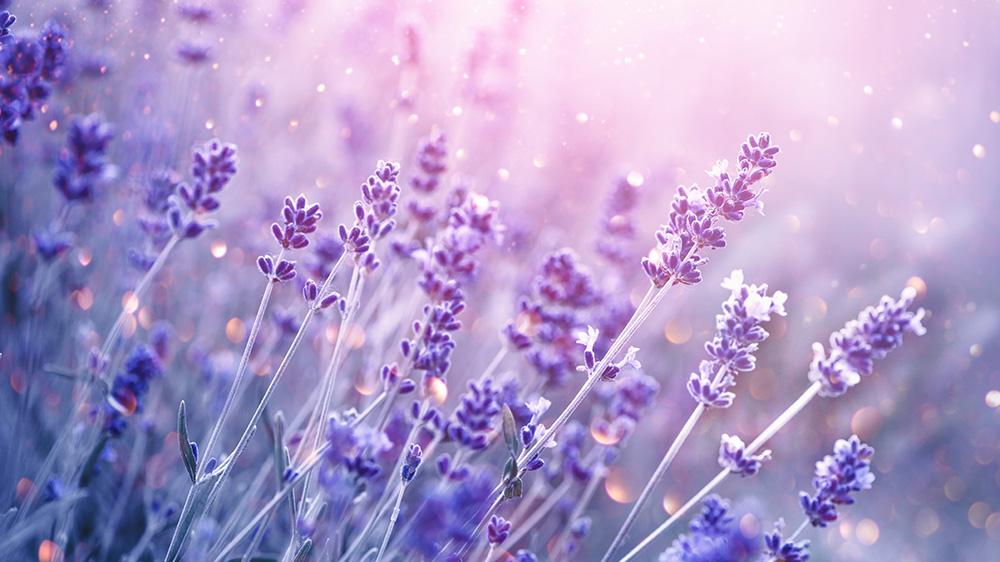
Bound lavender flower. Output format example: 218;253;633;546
487;514;512;545
687;270;787;408
0;11;13;43
643;133;779;288
169;139;238;239
763;520;810;562
271;194;323;249
412;130;448;193
0;16;68;144
808;287;926;397
103;345;163;437
505;249;604;386
53;114;116;203
718;433;771;477
338;160;400;272
444;378;502;451
799;435;875;527
658;495;759;562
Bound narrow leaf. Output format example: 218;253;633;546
177;401;197;483
292;538;313;562
501;404;521;459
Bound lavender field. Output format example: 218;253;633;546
0;1;996;561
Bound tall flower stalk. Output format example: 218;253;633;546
600;270;786;560
463;133;781;540
618;288;925;561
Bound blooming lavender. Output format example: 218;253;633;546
53;113;115;203
718;433;771;477
596;174;642;266
169;139;238;239
504;249;604;386
798;435;875;527
487;514;512;545
642;134;779;288
0;14;67;144
658;495;759;562
688;270;787;408
338;159;400;272
809;288;926;397
102;345;163;437
762;521;810;562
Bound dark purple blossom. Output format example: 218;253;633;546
411;130;448;194
102;345;164;437
443;378;502;451
799;435;874;527
401;443;423;482
271;194;322;249
487;514;511;545
169;139;238;239
505;249;603;386
53;114;116;203
718;433;771;477
763;521;810;562
658;495;760;562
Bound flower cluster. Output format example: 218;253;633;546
642;133;779;288
763;520;810;562
443;377;502;451
411;129;448;194
504;249;604;386
659;495;759;562
319;414;390;486
687;270;787;408
799;435;875;527
53;113;116;203
102;345;164;437
808;287;926;397
718;433;771;477
129;171;181;270
257;194;324;284
0;15;67;144
338;160;400;272
168;139;238;239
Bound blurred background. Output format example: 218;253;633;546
1;0;998;561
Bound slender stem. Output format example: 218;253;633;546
375;483;408;562
341;412;425;561
787;518;810;542
600;403;706;561
552;459;606;560
167;254;348;559
201;249;284;476
483;545;495;562
618;382;823;562
495;480;572;559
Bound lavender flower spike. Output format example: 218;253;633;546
799;435;875;527
808;286;926;397
718;433;771;477
763;519;810;562
687;270;787;408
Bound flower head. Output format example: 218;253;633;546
809;287;925;398
799;435;874;527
